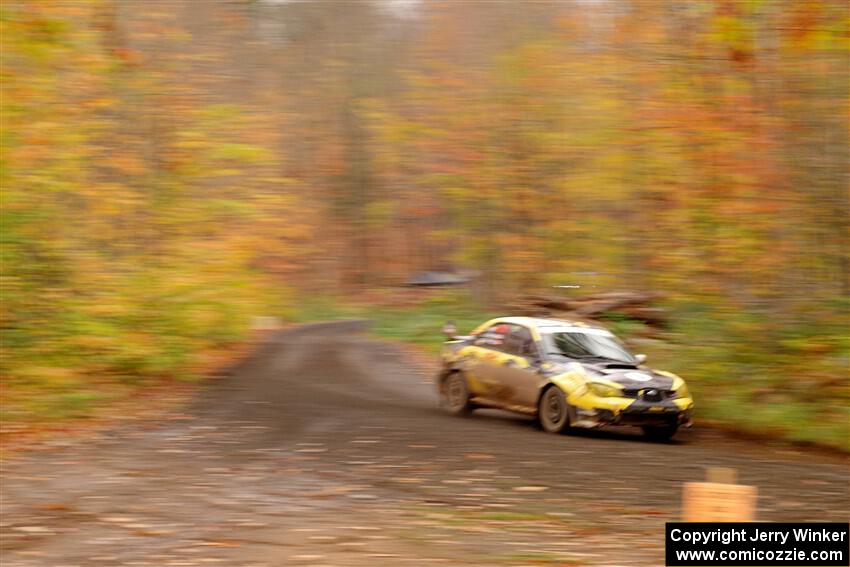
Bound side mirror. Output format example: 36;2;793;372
635;354;647;365
441;321;458;339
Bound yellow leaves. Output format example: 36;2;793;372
710;15;750;49
440;185;474;204
171;137;207;152
13;366;79;389
85;97;113;109
364;200;395;228
70;334;121;354
109;153;148;176
209;143;268;163
502;245;543;268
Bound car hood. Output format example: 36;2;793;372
548;360;675;390
583;362;674;389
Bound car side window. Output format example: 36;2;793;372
506;325;538;359
473;323;510;351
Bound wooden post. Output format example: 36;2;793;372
682;467;757;521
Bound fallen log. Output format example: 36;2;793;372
509;291;667;328
613;305;668;327
521;295;578;311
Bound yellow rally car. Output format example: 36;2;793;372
437;317;693;440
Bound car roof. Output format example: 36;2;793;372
487;316;612;334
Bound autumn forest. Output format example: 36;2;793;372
2;1;848;448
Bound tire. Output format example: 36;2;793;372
538;386;572;434
442;372;473;416
642;423;679;442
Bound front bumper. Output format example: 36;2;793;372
581;399;693;428
616;403;692;427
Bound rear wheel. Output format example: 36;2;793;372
642;423;679;441
538;387;572;434
442;372;473;416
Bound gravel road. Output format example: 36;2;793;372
2;322;848;566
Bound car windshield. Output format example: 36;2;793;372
543;331;637;364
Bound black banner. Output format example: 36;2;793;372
666;523;849;566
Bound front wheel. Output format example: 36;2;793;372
642;423;679;441
442;372;473;416
538;387;572;434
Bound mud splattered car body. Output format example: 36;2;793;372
437;317;693;440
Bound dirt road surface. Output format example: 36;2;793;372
2;322;848;566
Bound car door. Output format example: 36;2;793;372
463;322;512;402
493;325;545;410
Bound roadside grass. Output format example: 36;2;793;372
1;270;289;437
291;289;497;355
289;295;364;323
1;387;108;423
365;293;497;354
608;299;850;453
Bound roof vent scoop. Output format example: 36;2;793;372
603;362;637;370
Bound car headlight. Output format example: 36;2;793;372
588;382;622;398
672;383;690;399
